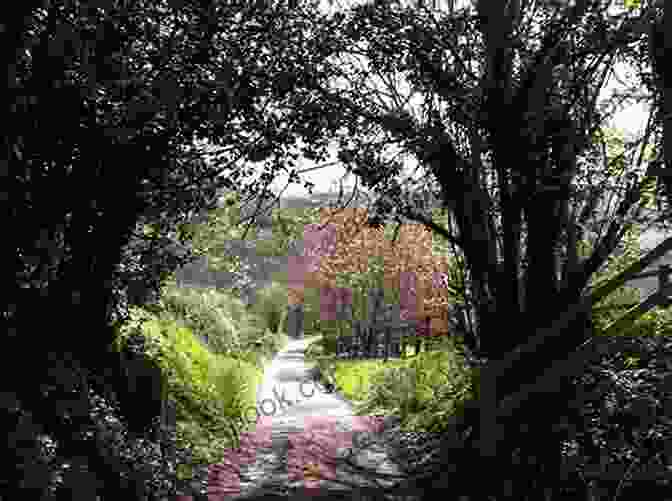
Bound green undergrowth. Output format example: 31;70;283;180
113;281;290;484
304;302;672;498
114;308;259;476
306;334;477;434
305;283;672;439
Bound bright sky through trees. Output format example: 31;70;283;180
263;0;652;199
198;0;662;250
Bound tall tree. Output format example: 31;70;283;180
243;0;669;498
287;207;462;332
3;0;666;498
0;1;331;499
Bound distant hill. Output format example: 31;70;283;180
172;187;671;305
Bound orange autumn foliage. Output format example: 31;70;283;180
286;207;454;335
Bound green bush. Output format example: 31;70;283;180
555;335;672;499
306;334;477;433
305;340;325;360
403;350;475;433
216;290;268;348
594;297;672;339
210;357;259;422
157;282;280;360
114;306;263;479
353;364;419;420
247;281;289;335
319;331;339;355
343;339;475;433
338;360;401;400
136;312;255;423
158;285;245;356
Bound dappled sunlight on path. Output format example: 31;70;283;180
205;337;409;500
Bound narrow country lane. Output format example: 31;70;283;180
210;336;409;500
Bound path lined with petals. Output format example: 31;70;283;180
206;337;408;500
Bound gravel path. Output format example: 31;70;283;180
205;337;421;501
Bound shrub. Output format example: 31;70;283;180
158;285;245;356
268;329;290;354
554;334;672;499
113;306;263;485
305;340;325;360
336;360;397;400
4;364;195;501
354;365;421;421
319;331;339;355
352;345;475;434
247;281;289;335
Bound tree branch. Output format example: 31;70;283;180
399;206;464;250
569;174;649;298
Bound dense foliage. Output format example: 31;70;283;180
2;0;332;498
111;282;291;497
3;0;669;499
301;210;671;499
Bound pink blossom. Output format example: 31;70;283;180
319;286;338;321
432;271;449;290
287;224;339;288
303;223;337;265
286;255;313;288
339;287;353;306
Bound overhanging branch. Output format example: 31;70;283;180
399;206;464;250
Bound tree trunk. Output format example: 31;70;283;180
7;179;153;499
484;306;594;500
648;12;670;204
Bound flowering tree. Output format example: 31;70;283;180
286;206;461;339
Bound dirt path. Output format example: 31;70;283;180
209;336;408;500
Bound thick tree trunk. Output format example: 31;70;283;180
648;12;670;203
482;304;593;500
7;175;154;499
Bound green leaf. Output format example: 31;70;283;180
639;175;658;210
624;355;639;368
